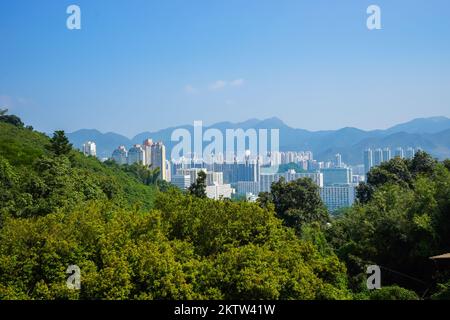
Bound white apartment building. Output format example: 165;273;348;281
112;145;128;165
259;170;324;193
82;141;97;157
206;184;234;200
320;185;356;213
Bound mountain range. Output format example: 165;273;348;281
67;116;450;165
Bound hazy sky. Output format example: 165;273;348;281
1;0;450;137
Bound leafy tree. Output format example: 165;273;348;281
2;113;450;301
432;280;450;300
188;171;207;198
410;150;437;176
367;157;412;189
367;286;420;300
357;152;437;203
0;109;24;127
0;190;351;300
263;177;329;230
121;163;161;186
0;156;19;218
46;130;73;157
443;159;450;172
355;182;373;204
256;191;273;209
328;159;450;296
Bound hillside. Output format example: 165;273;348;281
2;113;450;300
0;122;157;211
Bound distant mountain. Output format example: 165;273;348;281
67;129;130;159
384;116;450;134
67;116;450;164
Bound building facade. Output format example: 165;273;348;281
82;141;97;157
320;185;356;213
111;145;128;165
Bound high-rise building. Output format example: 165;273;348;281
128;144;145;165
350;164;365;176
284;170;323;187
165;160;172;183
237;181;260;195
142;139;153;166
176;168;207;186
150;142;167;181
111;145;128;165
406;147;415;159
373;148;383;166
82;141;96;157
259;171;323;193
335;153;342;168
206;184;234;200
321;168;352;186
213;160;260;184
260;173;278;193
171;174;191;190
364;149;373;174
308;160;320;171
394;147;404;159
207;171;224;186
140;139;168;181
320;185;356;213
383;148;391;162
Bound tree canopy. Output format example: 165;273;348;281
1;113;450;300
188;171;207;198
258;177;329;231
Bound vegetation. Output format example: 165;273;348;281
188;171;207;198
327;152;450;296
0;108;24;128
258;177;329;232
1;111;450;300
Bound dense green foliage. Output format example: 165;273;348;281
0;191;351;299
46;130;73;157
0;122;157;218
0;109;24;128
0;117;350;300
356;286;420;300
327;153;450;296
188;171;207;198
1;112;449;300
258;177;329;231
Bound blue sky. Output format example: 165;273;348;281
1;0;450;137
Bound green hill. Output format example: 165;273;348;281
1;112;450;300
0;121;156;215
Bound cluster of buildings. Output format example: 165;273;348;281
111;139;169;181
268;151;344;171
171;168;233;200
364;146;420;174
82;139;388;213
170;152;358;213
